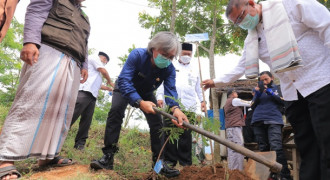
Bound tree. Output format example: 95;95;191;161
139;0;246;162
318;0;330;9
0;18;23;106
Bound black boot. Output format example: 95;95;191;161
159;161;180;178
90;146;119;170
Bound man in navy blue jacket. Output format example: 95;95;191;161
90;32;188;178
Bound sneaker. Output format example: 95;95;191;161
159;162;180;178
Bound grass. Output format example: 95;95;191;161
0;105;10;127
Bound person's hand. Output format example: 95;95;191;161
201;101;206;112
107;81;115;88
20;43;39;65
258;81;265;92
265;88;275;96
106;86;113;91
80;69;88;83
254;87;262;98
157;100;164;108
140;100;156;114
202;79;215;91
171;107;189;129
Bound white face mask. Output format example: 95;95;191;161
180;55;191;64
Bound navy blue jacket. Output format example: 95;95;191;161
118;48;179;108
251;84;284;125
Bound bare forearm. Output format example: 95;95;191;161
98;68;112;85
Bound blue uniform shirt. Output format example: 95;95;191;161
118;48;179;108
251;84;284;125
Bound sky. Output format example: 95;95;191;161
14;0;269;129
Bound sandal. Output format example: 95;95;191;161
47;156;75;167
0;165;21;179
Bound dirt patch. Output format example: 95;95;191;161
29;164;122;180
139;164;254;180
27;163;254;180
171;164;254;180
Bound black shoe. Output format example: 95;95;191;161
74;144;84;150
160;162;180;178
90;153;115;170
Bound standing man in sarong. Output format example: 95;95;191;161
202;0;330;179
0;0;90;179
71;51;114;150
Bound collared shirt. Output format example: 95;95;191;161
118;48;179;108
79;56;105;98
214;0;330;101
23;0;88;69
156;60;203;112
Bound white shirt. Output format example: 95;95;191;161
232;98;251;107
156;60;203;112
79;56;105;98
214;0;330;101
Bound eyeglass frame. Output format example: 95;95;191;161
234;2;249;25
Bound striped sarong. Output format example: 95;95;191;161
245;0;303;79
0;44;80;161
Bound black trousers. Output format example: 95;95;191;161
163;111;194;166
102;89;164;163
71;91;96;147
253;124;291;178
285;84;330;180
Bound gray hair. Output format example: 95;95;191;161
226;0;246;18
147;31;181;57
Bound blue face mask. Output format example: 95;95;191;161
239;12;259;30
154;54;171;69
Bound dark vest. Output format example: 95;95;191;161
224;97;245;128
41;0;90;65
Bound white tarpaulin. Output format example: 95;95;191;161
185;33;209;42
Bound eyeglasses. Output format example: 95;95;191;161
234;3;248;25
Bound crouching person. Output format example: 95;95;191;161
90;32;188;178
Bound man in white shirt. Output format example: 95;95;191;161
156;43;206;167
202;0;330;179
71;51;114;150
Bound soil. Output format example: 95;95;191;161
136;164;254;180
27;163;254;180
170;164;254;180
28;165;123;180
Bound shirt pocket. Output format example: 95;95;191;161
56;0;75;20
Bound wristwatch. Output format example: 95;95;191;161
134;99;142;108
